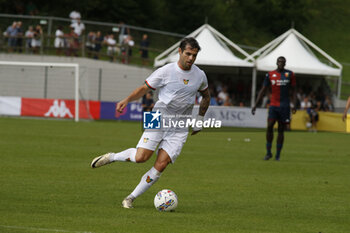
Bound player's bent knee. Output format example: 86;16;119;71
135;156;146;163
154;149;172;172
135;154;149;163
154;160;169;172
135;148;153;163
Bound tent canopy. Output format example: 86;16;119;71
246;28;343;102
154;24;253;68
246;29;342;76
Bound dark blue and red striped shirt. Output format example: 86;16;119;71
263;69;296;107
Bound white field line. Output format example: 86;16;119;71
0;225;93;233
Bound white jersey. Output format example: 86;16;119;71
145;62;208;115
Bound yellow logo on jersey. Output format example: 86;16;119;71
285;72;289;78
183;79;189;85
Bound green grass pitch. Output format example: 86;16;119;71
0;117;349;233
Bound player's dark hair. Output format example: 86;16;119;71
179;37;201;52
277;56;286;62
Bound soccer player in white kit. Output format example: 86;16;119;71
91;37;210;208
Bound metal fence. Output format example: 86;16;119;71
0;13;186;66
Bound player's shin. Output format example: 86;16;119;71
130;167;161;199
110;148;137;162
276;144;283;160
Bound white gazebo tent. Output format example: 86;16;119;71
246;29;342;106
154;24;253;68
154;24;255;105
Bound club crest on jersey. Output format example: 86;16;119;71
183;79;189;85
285;72;289;78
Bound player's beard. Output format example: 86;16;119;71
184;61;193;70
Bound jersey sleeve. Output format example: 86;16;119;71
263;73;270;87
145;67;165;90
291;71;296;86
198;72;209;92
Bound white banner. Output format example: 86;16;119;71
0;96;21;116
193;106;268;128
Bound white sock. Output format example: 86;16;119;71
110;148;136;162
130;167;161;198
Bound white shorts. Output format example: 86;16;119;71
136;130;189;163
54;38;64;48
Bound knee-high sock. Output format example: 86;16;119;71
110;148;137;162
129;167;161;199
266;142;272;155
276;144;283;158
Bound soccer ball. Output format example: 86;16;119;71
154;189;178;212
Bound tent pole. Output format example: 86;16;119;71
251;67;257;107
337;73;342;99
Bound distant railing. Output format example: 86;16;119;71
0;13;187;66
1;33;164;66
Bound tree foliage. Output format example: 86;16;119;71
1;0;315;45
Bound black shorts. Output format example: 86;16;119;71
268;106;291;124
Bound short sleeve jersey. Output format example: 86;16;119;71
263;69;296;107
145;62;208;114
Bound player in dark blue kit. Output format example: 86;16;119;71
252;56;296;161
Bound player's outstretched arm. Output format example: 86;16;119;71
192;88;210;135
342;96;350;121
252;86;267;115
116;84;149;113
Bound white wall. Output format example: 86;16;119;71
0;54;153;102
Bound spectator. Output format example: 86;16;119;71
121;35;134;64
54;25;65;55
139;34;150;65
31;25;42;54
70;18;85;37
24;25;34;53
217;86;230;106
69;10;81;24
93;31;104;59
16;21;23;53
323;95;334;112
85;31;96;57
5;21;18;52
70;18;85;50
118;22;130;45
142;91;154;112
301;96;318;132
106;34;119;62
65;27;78;56
209;87;218;106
